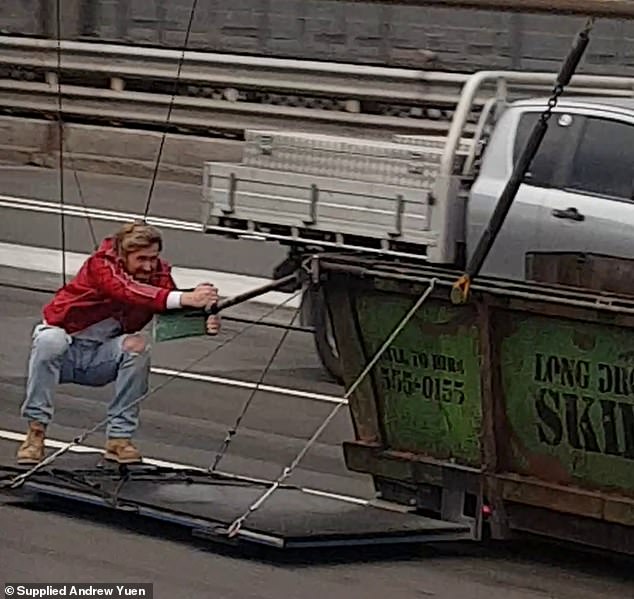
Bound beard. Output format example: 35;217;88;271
133;272;151;282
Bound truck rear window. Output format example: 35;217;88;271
514;110;634;201
513;111;573;188
567;117;634;200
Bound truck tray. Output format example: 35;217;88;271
242;129;442;189
202;163;435;248
0;439;473;551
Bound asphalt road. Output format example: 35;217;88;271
2;489;632;599
0;167;633;598
0;165;287;277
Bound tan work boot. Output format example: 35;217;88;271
16;421;46;464
104;438;143;464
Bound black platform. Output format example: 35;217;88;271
0;444;473;550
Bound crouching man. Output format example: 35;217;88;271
16;221;221;465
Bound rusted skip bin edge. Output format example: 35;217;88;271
503;503;634;555
497;474;634;527
323;282;382;443
344;441;482;493
316;255;634;531
316;256;634;322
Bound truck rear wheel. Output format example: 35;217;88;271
302;286;344;384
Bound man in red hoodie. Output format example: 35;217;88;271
16;221;220;465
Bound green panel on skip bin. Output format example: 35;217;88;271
499;311;634;494
152;311;207;342
354;291;483;467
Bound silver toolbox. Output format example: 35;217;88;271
241;129;443;190
392;133;472;155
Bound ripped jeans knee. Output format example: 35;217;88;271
122;333;150;356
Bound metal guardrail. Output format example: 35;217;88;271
0;36;471;106
0;36;481;137
1;36;634;138
0;80;468;138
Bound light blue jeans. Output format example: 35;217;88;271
21;319;151;438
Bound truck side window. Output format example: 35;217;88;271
566;117;634;200
513;112;571;188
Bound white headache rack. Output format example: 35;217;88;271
201;130;442;259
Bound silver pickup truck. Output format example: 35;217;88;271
199;70;634;379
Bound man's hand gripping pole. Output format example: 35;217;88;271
201;271;301;320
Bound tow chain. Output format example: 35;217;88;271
224;277;439;538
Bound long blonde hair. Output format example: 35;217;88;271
113;220;163;257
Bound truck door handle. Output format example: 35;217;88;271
552;207;585;221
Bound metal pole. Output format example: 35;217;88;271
451;17;594;304
212;272;299;313
178;272;300;318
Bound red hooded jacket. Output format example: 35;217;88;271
42;237;177;335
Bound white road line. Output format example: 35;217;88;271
0;194;202;231
150;367;347;405
0;243;300;309
0;194;300;307
0;429;369;506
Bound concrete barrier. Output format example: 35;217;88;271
0;115;244;183
2;0;631;75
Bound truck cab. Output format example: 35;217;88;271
468;97;634;281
